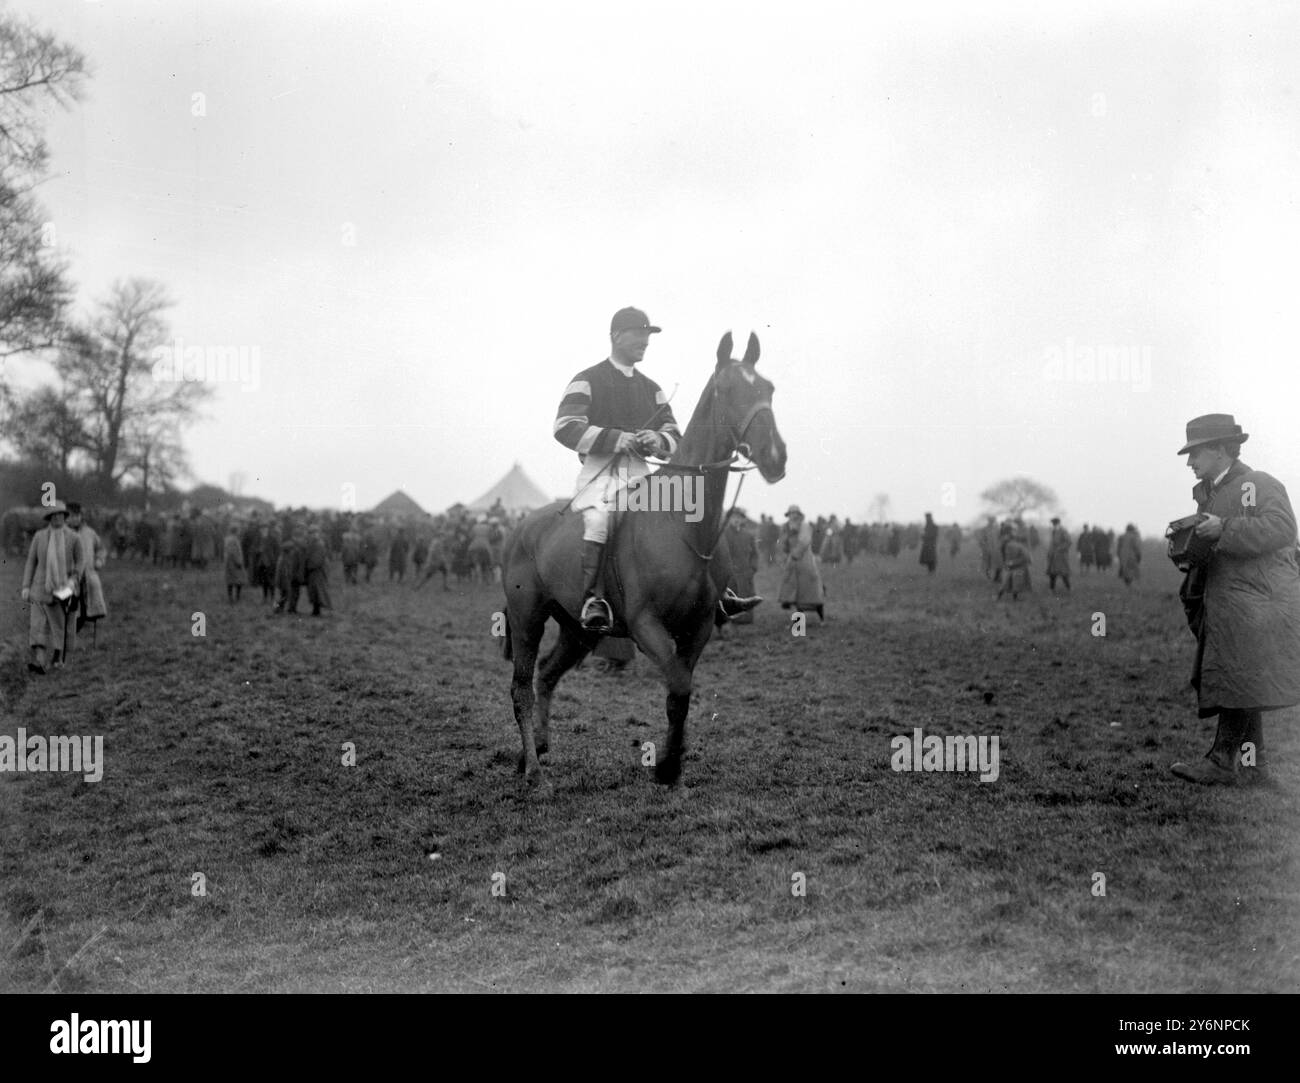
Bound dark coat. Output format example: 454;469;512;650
1186;460;1300;715
919;520;938;569
1046;526;1071;577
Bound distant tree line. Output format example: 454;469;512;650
0;12;210;510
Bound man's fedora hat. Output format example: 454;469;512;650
610;307;661;335
42;500;68;520
785;505;803;518
1177;413;1249;455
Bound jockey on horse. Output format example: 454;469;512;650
554;306;762;632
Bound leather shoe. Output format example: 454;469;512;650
1171;758;1239;786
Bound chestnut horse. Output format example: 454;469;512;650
501;332;787;789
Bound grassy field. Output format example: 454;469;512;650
2;539;1297;992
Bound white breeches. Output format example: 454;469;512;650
574;452;651;543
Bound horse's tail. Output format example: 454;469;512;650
499;610;513;661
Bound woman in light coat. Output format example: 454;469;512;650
223;524;247;602
778;505;825;620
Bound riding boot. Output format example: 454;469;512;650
579;540;612;633
1172;709;1249;785
717;587;763;621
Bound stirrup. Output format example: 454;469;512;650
580;595;614;633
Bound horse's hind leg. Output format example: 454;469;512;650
509;611;547;786
534;623;592;756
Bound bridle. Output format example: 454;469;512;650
730;396;773;464
672;372;772;562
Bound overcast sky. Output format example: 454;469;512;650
7;0;1300;533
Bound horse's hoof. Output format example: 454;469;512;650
654;757;681;786
535;738;549;757
524;770;552;799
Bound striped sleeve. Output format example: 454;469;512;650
652;385;681;456
554;377;616;456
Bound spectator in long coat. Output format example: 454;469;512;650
176;515;193;569
919;512;939;573
66;502;108;632
273;537;300;614
20;501;85;672
389;526;410;582
223;524;247;603
360;526;379;583
241;514;261;571
341;523;362;584
254;524;281;601
304;525;332;616
778;505;825;620
1116;524;1142;586
1169;415;1300;785
191;512;218;569
723;510;760;625
1092;525;1112;570
412;531;429;581
996;523;1032;600
819;515;844;566
979;517;1000;580
947;523;962;559
1045;517;1072;591
1077;524;1095;572
842;519;860;563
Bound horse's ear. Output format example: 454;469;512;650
716;332;734;371
742;332;760;368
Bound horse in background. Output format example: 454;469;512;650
501;331;787;789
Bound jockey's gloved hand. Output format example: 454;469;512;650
614;431;640;455
635;430;665;456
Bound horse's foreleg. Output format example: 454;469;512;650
630;616;696;785
535;624;591;757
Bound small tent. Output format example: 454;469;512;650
372;490;426;516
468;463;552;514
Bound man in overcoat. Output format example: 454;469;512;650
919;512;938;573
1171;414;1300;785
1046;517;1071;591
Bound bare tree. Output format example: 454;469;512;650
3;382;88;481
980;476;1059;519
56;279;212;488
0;13;88;362
868;492;891;523
123;416;189;509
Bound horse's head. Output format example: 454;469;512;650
712;331;787;483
